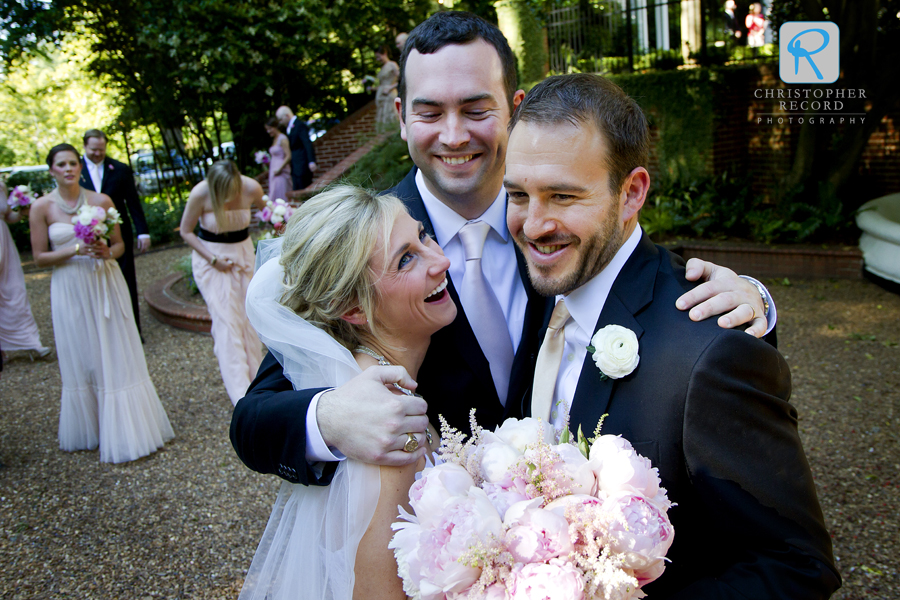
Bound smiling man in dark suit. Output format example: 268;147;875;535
81;129;150;336
506;73;840;598
230;12;775;487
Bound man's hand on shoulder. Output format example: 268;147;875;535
317;365;429;466
676;258;768;338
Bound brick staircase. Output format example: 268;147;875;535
289;100;393;199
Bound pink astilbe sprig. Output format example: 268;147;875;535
509;441;575;505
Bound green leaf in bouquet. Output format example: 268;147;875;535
576;426;590;458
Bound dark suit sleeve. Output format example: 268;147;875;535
116;161;149;236
297;121;316;163
230;351;338;486
673;331;840;599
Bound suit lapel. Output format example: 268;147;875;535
393;168;496;394
100;157;112;194
80;157;95;192
568;234;658;432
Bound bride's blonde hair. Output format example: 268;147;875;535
278;185;405;350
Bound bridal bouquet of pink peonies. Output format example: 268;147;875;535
7;185;37;209
257;196;294;231
72;204;123;245
390;413;674;600
254;150;271;165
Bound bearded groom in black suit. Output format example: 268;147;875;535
81;129;150;336
506;74;840;598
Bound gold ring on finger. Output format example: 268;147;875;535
403;432;419;453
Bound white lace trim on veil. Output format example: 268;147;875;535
239;241;381;600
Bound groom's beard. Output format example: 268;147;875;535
519;209;624;298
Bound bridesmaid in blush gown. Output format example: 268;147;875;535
180;160;266;405
265;117;292;202
0;180;50;360
29;144;173;463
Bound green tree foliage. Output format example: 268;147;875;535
1;0;435;168
0;40;125;166
769;0;900;209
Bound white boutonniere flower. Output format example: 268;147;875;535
587;324;640;380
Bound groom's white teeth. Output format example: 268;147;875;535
425;278;448;299
536;244;563;254
441;155;474;165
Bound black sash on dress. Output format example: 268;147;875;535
197;226;249;244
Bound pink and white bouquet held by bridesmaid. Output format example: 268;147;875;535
7;185;37;210
257;196;294;231
72;204;123;246
254;150;271;166
390;413;674;600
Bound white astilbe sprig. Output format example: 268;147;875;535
456;534;513;598
437;410;488;485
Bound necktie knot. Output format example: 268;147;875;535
459;220;491;262
548;299;570;332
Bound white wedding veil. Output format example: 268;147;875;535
238;239;381;600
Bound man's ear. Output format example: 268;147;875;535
620;167;650;223
340;307;368;325
395;97;408;141
512;89;526;109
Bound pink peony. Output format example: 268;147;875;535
410;487;503;599
408;462;475;527
480;440;521;484
603;492;674;586
507;559;585;600
551;443;597;495
588;436;668;509
258;207;273;222
504;499;575;563
487;417;555;453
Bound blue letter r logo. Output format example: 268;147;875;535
780;22;840;84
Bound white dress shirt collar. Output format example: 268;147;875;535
415;169;509;244
287;116;297;134
559;224;643;336
85;156;104;192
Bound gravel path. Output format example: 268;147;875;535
1;246;898;599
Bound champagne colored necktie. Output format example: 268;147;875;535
531;299;571;423
458;220;515;406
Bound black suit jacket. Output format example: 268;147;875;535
231;167;549;485
526;233;840;599
80;156;148;247
286;118;316;189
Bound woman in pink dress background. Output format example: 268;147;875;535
265;117;292;202
0;179;50;363
180;160;266;405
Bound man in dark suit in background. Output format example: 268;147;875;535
274;106;317;190
230;12;774;487
507;73;840;598
81;129;150;336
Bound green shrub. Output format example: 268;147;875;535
142;194;187;245
641;173;855;244
6;170;55;197
340;132;413;191
172;254;199;295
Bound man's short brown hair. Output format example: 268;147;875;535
509;74;649;197
83;129;108;145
